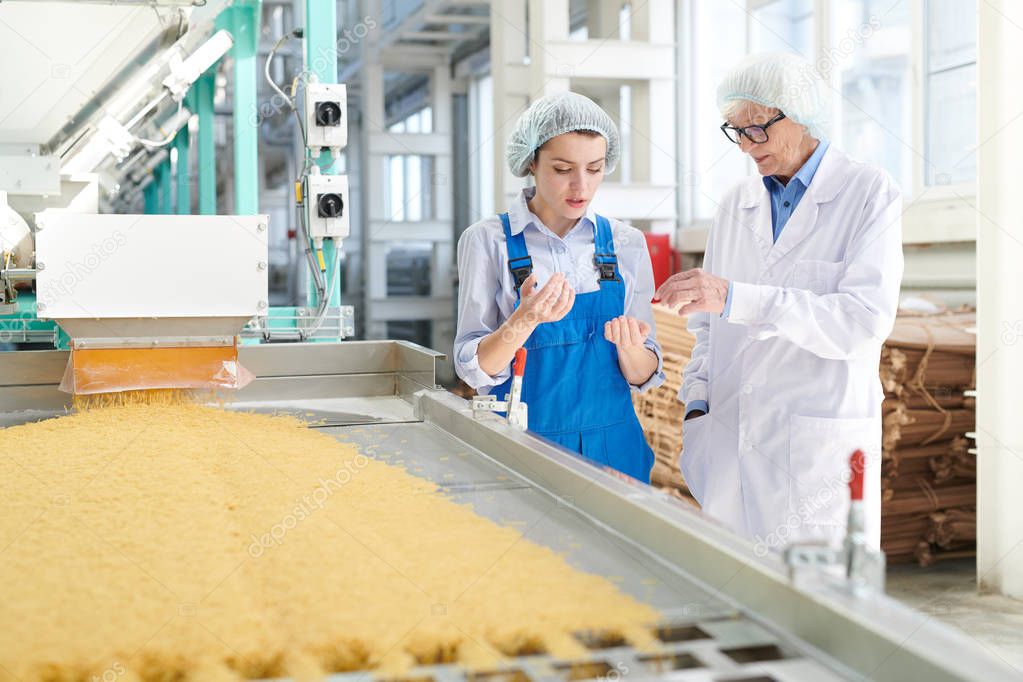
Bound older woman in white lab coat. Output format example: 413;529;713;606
657;52;904;551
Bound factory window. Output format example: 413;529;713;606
685;0;750;222
924;0;977;186
385;105;435;222
681;0;976;225
386;320;433;348
389;106;433;134
469;73;495;220
568;1;633;41
386;154;435;222
832;0;913;192
749;0;815;58
386;242;432;297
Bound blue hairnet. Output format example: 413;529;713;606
717;52;829;139
506;91;620;177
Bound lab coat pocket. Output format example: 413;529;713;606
790;260;844;295
680;413;711;506
788;415;877;531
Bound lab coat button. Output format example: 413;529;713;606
742;384;753;395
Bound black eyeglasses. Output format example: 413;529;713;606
720;112;786;144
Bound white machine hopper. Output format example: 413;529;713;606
34;213;269;394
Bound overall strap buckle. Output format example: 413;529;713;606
508;256;534;291
499;212;533;294
593;253;619;282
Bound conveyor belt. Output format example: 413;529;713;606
311;418;851;682
0;341;1017;682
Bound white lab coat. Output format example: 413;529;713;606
680;146;903;552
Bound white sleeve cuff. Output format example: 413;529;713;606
724;281;763;325
631;339;666;393
454;335;511;392
681;381;708;405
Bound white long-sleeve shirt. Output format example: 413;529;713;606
454;187;666;394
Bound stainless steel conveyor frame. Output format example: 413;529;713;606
0;341;1016;682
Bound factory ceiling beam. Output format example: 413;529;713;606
216;0;262;215
373;0;488;59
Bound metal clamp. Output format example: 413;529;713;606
783;450;886;597
471;348;528;430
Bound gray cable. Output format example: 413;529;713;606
303;243;342;339
137;100;185;148
263;28;307;144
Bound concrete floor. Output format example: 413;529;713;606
887;558;1023;676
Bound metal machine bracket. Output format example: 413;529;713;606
471;348;528;430
784;450;886;597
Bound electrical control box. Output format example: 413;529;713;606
305;173;349;240
304;83;347;153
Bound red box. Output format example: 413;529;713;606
643;232;679;292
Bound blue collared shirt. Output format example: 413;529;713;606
690;141;830;418
764;139;830;242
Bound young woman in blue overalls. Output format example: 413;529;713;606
454;92;663;483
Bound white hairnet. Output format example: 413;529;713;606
506;91;620;177
717;52;829;139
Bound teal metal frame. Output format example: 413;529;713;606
217;1;262;216
156;160;173;214
143;181;158;215
305;0;344;325
174;124;191;214
195;70;217;215
0;292;64;349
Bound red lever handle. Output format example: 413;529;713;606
513;348;528;377
849;449;864;501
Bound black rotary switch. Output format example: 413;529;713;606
314;101;342;127
317;192;344;218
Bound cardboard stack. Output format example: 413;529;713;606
880;312;977;565
633;304;696;502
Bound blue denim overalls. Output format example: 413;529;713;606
492;212;655;482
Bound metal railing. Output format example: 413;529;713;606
240;305;356;342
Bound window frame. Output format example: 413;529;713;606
677;0;977;245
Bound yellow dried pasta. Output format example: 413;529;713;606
0;397;657;681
